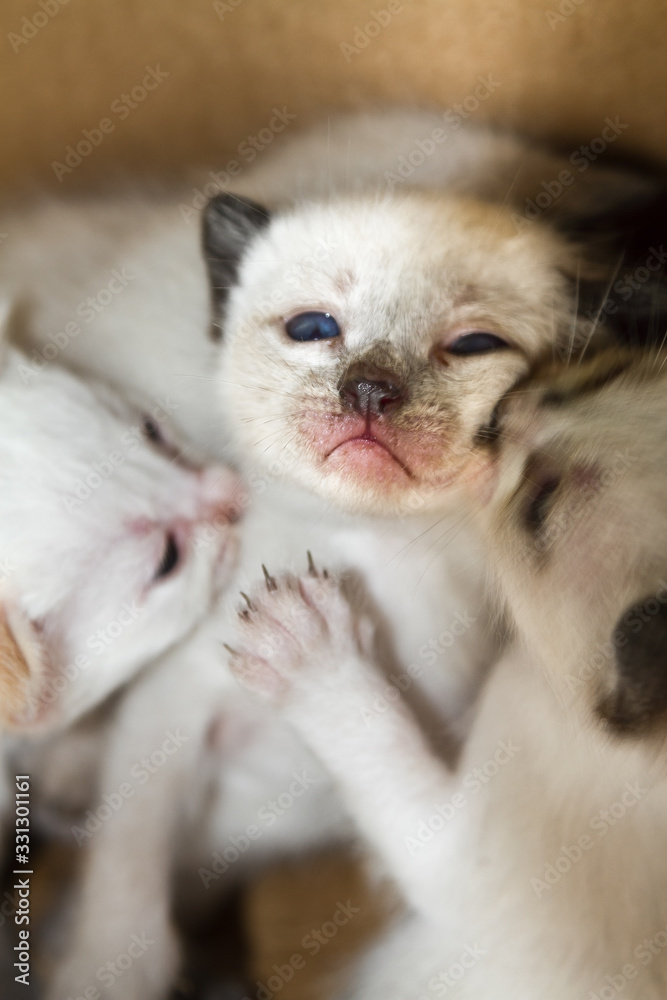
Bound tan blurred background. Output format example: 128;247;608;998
1;0;667;194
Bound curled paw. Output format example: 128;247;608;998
224;554;367;703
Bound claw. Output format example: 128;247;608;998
239;608;251;621
240;592;255;611
221;642;238;656
323;568;329;579
307;550;317;577
262;564;278;592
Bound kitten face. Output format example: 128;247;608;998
209;192;583;516
487;349;667;733
0;343;242;730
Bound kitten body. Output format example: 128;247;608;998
228;350;667;998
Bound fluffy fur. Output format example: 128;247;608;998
228;348;667;998
12;111;655;997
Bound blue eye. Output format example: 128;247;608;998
448;332;509;355
285;311;340;342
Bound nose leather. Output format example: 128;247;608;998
339;374;404;417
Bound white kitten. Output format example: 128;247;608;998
0;292;240;849
0;302;240;733
0;296;242;996
229;347;667;999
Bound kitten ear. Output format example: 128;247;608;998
0;602;46;729
597;592;667;734
202;193;271;340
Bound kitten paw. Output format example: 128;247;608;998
225;555;368;704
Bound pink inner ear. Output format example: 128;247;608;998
0;604;47;728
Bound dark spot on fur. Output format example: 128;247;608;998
598;594;667;734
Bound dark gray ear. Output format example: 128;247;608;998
202;193;271;340
598;594;667;734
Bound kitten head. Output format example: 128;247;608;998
0;304;242;731
203;190;592;516
487;347;667;735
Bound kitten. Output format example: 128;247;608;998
41;112;664;999
0;293;243;996
0;301;240;733
0;294;241;860
229;346;667;999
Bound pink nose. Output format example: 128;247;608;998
199;466;245;523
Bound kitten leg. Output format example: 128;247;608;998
228;565;467;916
49;656;218;1000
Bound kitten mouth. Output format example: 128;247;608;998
325;432;413;477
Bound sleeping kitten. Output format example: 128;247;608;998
0;293;243;994
42;112;664;999
228;346;667;999
0;292;240;862
0;302;240;733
